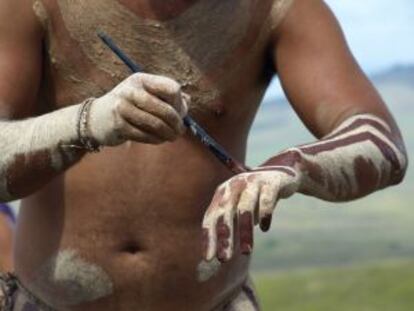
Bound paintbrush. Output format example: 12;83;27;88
97;32;249;175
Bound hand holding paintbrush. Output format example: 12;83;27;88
97;32;249;175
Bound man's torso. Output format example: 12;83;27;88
14;0;293;310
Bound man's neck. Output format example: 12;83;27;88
118;0;200;20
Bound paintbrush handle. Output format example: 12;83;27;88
183;117;249;174
97;32;249;174
98;32;142;72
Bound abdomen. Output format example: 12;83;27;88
15;139;250;311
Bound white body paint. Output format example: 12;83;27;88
0;73;187;202
196;258;221;283
28;249;113;308
88;73;187;146
298;114;407;200
53;0;252;108
201;114;407;264
203;167;301;262
0;104;79;201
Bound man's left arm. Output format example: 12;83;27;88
202;0;408;263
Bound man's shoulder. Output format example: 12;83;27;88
0;0;45;37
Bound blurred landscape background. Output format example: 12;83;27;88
4;1;413;310
248;1;414;310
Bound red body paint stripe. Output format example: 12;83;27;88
301;132;401;171
327;118;393;142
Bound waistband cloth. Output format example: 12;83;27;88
1;273;260;311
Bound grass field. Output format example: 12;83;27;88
253;260;414;311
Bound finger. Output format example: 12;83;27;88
118;101;178;142
118;121;163;145
258;181;280;232
202;186;226;261
239;210;254;255
216;188;241;263
139;74;186;114
237;182;260;255
217;178;249;261
123;88;186;134
203;178;245;262
181;93;191;117
216;215;231;263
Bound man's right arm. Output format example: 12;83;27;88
0;0;52;202
0;1;188;202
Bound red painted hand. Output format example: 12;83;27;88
202;165;302;263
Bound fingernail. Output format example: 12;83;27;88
260;214;273;232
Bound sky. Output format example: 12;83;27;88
266;0;414;98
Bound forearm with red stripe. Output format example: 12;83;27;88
264;114;408;201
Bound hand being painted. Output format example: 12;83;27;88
202;162;302;263
201;114;408;265
89;73;189;146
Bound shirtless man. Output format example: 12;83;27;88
0;0;408;310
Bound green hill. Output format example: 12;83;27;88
254;260;414;311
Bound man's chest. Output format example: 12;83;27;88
38;0;273;111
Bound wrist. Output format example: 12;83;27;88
262;147;304;172
260;147;305;191
77;98;101;152
59;98;101;153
